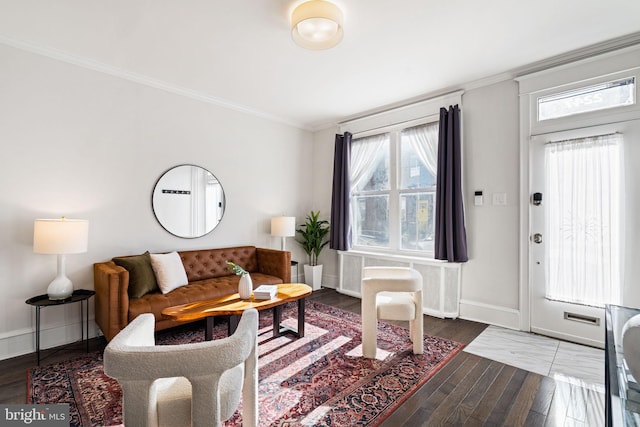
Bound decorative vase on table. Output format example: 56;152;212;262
238;273;253;300
226;260;253;300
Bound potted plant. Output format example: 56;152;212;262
296;210;330;290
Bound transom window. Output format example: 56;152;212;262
351;121;438;254
537;76;635;121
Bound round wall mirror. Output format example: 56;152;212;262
152;165;226;238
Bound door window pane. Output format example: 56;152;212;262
545;133;623;307
538;77;635;121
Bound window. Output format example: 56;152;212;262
537;76;635;121
351;122;438;254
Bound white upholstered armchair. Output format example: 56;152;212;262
104;309;259;427
361;267;424;359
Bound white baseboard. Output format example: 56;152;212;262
459;299;521;330
336;288;360;298
423;308;446;319
300;273;339;290
322;273;338;289
0;318;101;361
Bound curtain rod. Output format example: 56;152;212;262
547;131;620;145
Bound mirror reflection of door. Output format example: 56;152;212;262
152;165;225;238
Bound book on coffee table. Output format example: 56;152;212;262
253;285;278;300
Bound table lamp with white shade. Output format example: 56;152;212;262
33;218;89;300
271;216;296;251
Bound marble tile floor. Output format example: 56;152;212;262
464;325;605;392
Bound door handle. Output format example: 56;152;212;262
532;233;543;244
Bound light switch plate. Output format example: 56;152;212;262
474;190;483;206
493;192;507;206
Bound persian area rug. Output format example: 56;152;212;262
28;300;464;427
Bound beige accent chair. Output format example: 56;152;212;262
104;309;259;427
361;267;424;359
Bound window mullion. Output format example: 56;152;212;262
388;131;400;251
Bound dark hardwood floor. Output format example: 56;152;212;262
0;289;604;426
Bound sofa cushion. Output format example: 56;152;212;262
113;251;159;299
150;252;189;294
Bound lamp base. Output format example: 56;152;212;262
47;276;73;300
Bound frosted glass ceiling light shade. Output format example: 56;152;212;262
291;0;343;50
34;218;89;300
271;216;296;251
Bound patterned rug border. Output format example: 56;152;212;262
27;300;465;427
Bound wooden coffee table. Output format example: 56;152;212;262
161;283;312;341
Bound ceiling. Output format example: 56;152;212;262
2;0;640;131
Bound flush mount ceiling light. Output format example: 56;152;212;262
291;0;343;50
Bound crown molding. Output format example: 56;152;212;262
463;32;640;91
513;32;640;78
331;32;640;129
0;34;312;132
4;31;639;135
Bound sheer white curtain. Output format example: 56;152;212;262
350;134;388;191
401;122;439;176
545;133;624;307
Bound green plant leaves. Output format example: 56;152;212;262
295;210;330;266
226;260;248;276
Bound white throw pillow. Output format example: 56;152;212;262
149;251;189;294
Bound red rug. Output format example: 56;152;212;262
27;300;463;426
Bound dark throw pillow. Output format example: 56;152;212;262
113;251;159;298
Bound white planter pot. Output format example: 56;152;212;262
238;274;253;299
303;264;323;291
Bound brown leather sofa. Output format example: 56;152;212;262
94;246;291;341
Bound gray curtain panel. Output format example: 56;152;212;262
330;132;352;251
435;105;468;262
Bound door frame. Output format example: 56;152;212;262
517;46;640;335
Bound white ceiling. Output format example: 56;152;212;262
2;0;640;131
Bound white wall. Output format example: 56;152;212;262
0;43;313;360
309;126;340;288
459;81;521;327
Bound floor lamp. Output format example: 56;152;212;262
271;216;295;251
34;218;89;300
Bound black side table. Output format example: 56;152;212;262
25;289;95;365
291;260;299;282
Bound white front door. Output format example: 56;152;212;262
529;121;640;348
